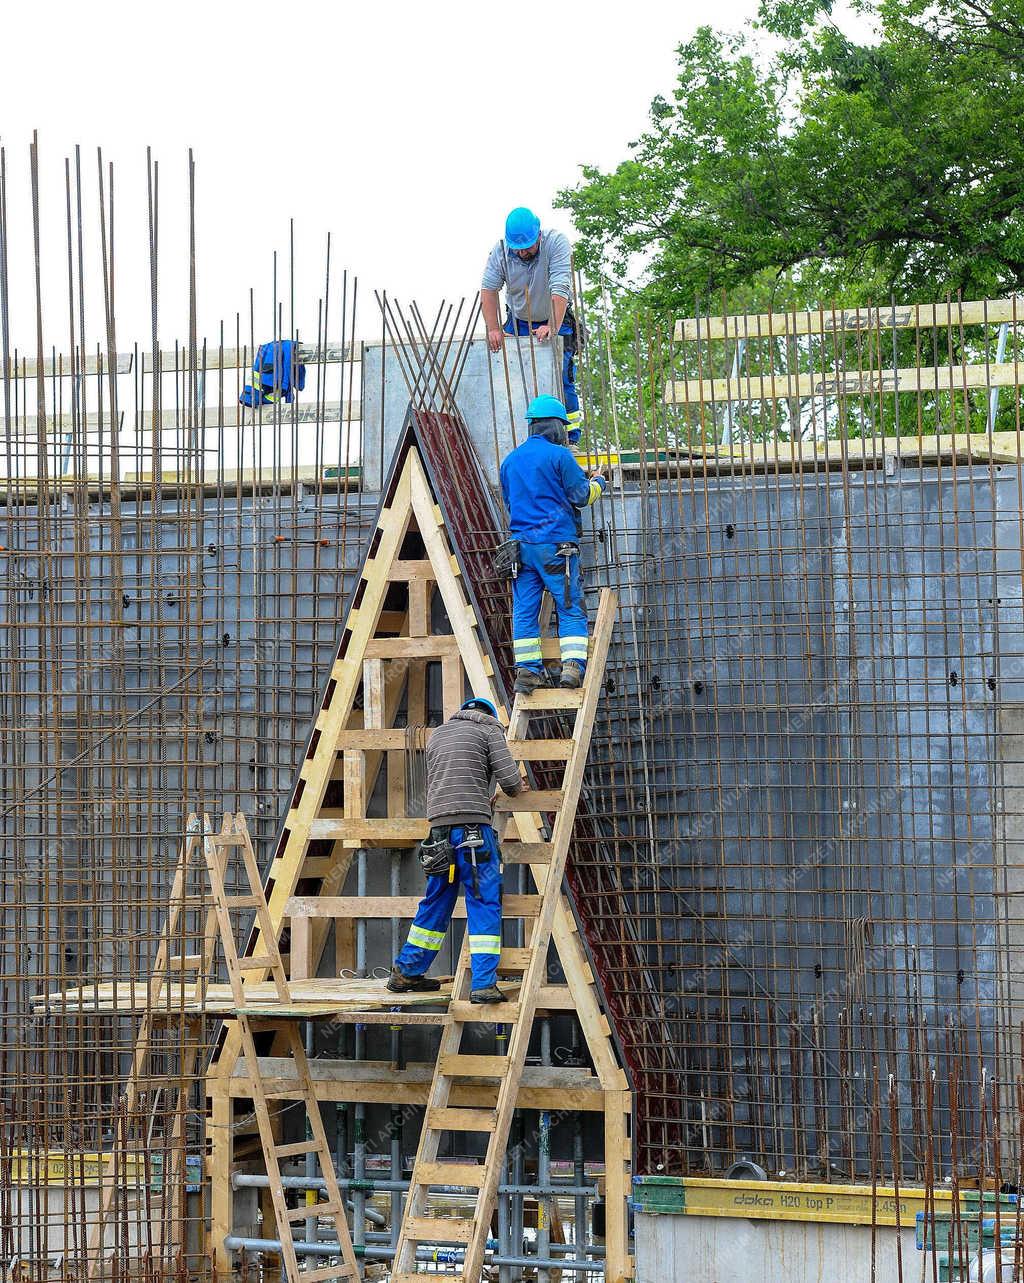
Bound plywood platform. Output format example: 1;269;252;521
32;975;571;1024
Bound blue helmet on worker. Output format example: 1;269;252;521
505;207;541;250
461;697;498;718
525;394;569;425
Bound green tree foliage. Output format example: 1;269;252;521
561;0;1024;312
562;1;1024;445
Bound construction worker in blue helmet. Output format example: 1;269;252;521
498;395;606;694
481;207;584;442
389;697;525;1003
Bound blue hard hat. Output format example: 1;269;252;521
462;697;498;718
505;207;541;250
525;394;569;424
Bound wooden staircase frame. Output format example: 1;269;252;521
201;437;632;1281
202;811;359;1282
390;591;618;1281
86;814;217;1277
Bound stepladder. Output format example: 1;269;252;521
87;813;218;1278
201;812;360;1283
390;588;619;1283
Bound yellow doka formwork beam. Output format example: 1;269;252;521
645;1177;954;1229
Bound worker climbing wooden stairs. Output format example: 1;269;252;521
390;588;617;1283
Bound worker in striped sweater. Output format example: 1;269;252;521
388;697;525;1004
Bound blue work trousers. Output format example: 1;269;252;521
504;315;579;417
512;542;588;674
394;824;503;990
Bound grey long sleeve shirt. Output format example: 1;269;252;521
481;229;573;325
425;708;523;827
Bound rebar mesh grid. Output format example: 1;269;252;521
4;132;1024;1281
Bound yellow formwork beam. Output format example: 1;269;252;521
652;1177;954;1229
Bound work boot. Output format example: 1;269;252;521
558;661;584;690
513;667;548;696
386;966;441;994
469;984;507;1005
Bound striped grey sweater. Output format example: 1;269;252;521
425;709;523;826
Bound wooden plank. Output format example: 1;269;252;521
308;818;427;842
405;1217;475;1245
362;658;385;730
674;296;1024;342
336;728;433;750
225;1072;605;1110
235;1056;596;1089
139;340;362;374
426;1107;495;1132
387;747;406;821
408;577;432;638
6;400;358;437
711;429;1024;470
507;739;573;760
500;842;553;864
416;1161;487;1188
285;895;541;919
666;360;1024;406
438;1057;510;1077
289;915;312;983
441;652;464;719
536;986;575;1010
391;1275;461;1283
519;688;585;710
497;948;534;972
603;1090;632;1283
208;1077;233;1272
389;560;438;582
494;789;563;812
449;1000;522;1023
363;635;459;658
4;352;133;378
342;751;365;820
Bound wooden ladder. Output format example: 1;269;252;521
87;813;217;1277
390;588;618;1283
202;811;360;1283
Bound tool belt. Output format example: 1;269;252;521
418;824;492;883
418;826;456;879
493;538;521;579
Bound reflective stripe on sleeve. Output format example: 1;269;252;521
586;479;604;506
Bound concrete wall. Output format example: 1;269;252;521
360;336;563;487
635;1212;917;1283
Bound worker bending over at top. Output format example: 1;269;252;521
481;206;583;439
500;395;606;695
388;697;525;1004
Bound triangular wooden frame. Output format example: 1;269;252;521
205;426;632;1281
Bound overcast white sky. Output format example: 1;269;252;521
0;0;866;355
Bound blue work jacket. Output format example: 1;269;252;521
499;435;603;545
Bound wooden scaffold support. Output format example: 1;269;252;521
203;431;632;1281
59;426;632;1282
